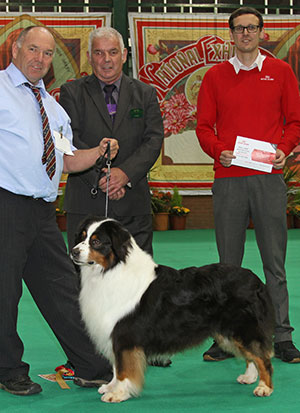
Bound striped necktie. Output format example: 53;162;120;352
25;83;56;180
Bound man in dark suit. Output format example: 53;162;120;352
59;27;164;255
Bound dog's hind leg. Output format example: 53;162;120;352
237;357;273;396
251;356;273;397
234;341;273;397
237;361;258;384
100;347;146;403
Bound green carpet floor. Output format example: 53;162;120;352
1;229;300;412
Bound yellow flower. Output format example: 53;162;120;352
170;206;190;216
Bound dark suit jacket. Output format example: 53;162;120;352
59;73;164;216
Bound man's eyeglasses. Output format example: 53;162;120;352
232;24;261;34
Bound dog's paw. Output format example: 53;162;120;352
101;390;131;403
98;383;109;394
253;382;273;397
237;371;258;384
237;362;258;384
237;374;256;384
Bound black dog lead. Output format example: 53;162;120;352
91;141;111;217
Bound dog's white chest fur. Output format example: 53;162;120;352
79;246;156;362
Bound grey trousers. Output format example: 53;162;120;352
212;174;294;342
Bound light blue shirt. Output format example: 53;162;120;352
0;63;75;202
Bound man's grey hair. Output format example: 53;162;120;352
88;27;125;54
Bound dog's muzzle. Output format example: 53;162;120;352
71;247;95;266
70;247;82;265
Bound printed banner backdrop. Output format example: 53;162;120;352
129;13;300;192
0;13;111;98
0;13;111;187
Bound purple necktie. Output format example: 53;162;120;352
103;84;117;122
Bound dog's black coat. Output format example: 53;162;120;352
73;217;275;402
112;262;274;358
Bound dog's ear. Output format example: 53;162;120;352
103;220;132;262
74;215;105;245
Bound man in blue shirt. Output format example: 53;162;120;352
0;26;118;396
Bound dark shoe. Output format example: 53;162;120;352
274;341;300;363
203;341;234;361
0;375;42;396
74;375;112;388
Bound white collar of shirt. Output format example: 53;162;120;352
7;62;47;96
229;52;266;74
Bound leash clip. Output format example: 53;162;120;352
90;141;111;199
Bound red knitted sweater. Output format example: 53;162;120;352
196;57;300;178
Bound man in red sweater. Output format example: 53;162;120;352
197;7;300;363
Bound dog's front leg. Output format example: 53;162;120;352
252;357;273;397
100;347;146;403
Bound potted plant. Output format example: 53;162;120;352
284;162;300;229
151;190;172;230
291;204;300;228
169;187;190;230
287;188;300;228
56;185;67;231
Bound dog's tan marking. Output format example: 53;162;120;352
99;348;146;403
87;235;115;269
252;356;273;394
88;249;109;268
231;339;273;396
116;347;146;389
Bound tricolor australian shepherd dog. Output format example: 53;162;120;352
71;216;275;403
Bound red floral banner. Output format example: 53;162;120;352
129;13;300;191
0;13;111;98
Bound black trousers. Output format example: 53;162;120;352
0;188;111;380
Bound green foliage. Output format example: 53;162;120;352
150;187;191;216
287;188;300;217
168;187;189;215
283;163;300;217
170;186;182;208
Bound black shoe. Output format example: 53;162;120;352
74;374;112;388
274;341;300;363
0;375;42;396
203;341;234;361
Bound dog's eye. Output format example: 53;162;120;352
91;238;101;248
